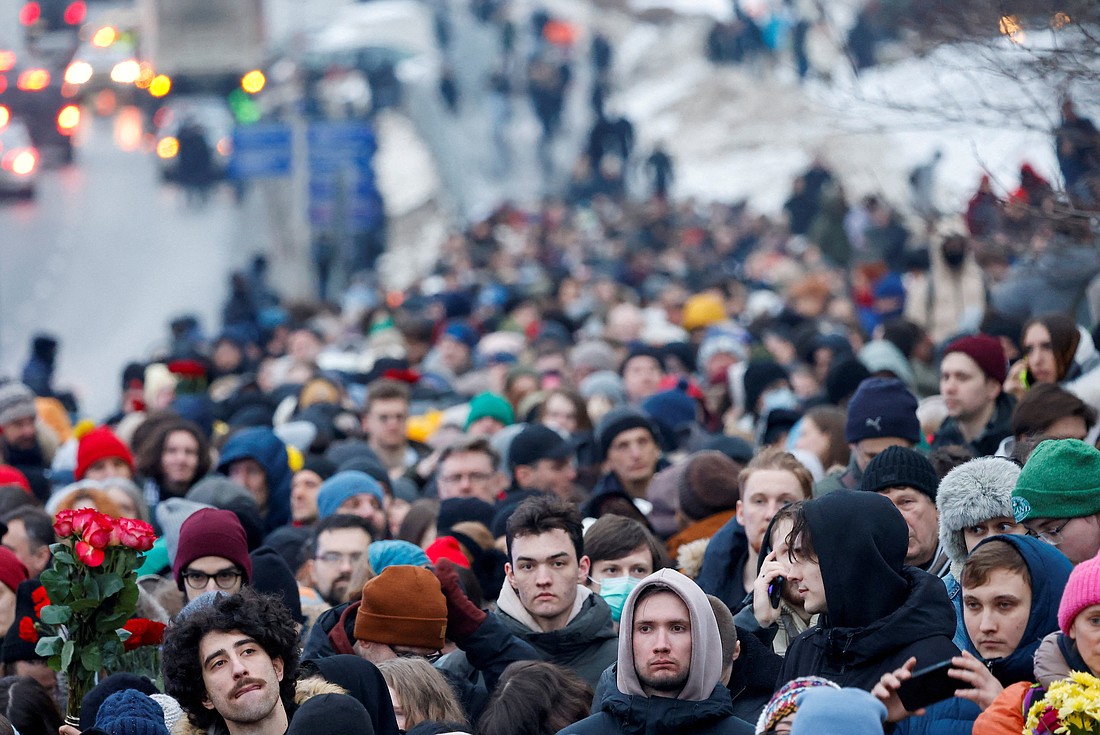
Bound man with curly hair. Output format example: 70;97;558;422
162;589;300;735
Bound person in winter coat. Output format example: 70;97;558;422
778;491;959;690
496;496;618;688
881;534;1072;734
216;427;293;531
932;335;1016;459
936;457;1026;649
1005;313;1100;414
297;655;401;735
558;568;754;734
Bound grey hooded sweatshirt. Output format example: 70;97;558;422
557;569;753;735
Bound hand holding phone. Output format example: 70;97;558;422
767;576;784;608
896;660;963;711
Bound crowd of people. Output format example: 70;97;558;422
2;2;1100;731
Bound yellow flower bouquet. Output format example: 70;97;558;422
1025;671;1100;734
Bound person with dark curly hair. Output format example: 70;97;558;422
161;589;301;735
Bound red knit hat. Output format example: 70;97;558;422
172;508;252;590
425;536;471;569
0;547;28;594
74;426;135;481
944;334;1007;384
0;465;31;494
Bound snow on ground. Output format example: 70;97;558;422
557;3;1097;219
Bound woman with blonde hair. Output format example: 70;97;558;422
376;657;467;733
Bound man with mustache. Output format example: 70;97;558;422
162;589;302;735
303;514;374;607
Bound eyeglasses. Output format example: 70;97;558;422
315;551;364;566
1026;518;1071;546
395;649;443;664
182;568;242;590
439;471;493;486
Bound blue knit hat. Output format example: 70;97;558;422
791;687;887;734
844;377;920;444
641;380;699;452
317;471;384;519
368;540;430;574
94;690;169;735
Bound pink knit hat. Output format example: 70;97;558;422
1058;552;1100;634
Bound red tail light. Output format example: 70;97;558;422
19;2;41;25
63;1;86;25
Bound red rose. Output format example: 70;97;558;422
75;540;105;567
122;617;167;650
31;586;49;616
18;616;38;643
53;509;75;538
82;513;114;549
116;517;156;551
70;507;97;536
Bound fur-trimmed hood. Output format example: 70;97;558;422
936;457;1021;579
171;677;346;735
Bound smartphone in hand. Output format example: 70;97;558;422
897;660;961;711
768;576;784;608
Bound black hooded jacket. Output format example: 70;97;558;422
778;491;959;691
299;656;399;735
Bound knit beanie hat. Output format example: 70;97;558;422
464;392;515;430
354;565;448;649
249;546;303;623
697;331;748;373
1012;439;1100;522
148;694;183;733
944;333;1008;384
368;540;431;574
682;293;726;331
185;476;255;510
299;455;337;482
579;370;627;404
640;380;699;452
742;361;790;417
755;676;840;734
860;446;940;501
619;344;663;376
0;546;27;595
437;497;495;534
172;508;252;590
1059;552;1100;634
0;382;36;426
0;465;31;494
825;358;871;406
569;341;618;374
844;378;920;444
75;426;135;481
317;470;385;519
678;451;741;522
155;498;213;567
94;689;169;735
78;673;160;731
937;457;1021;580
425;536;471;568
595;406;658;461
791;687;887;735
288;694;373;735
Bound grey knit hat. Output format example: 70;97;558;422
936;457;1021;580
0;382;36;426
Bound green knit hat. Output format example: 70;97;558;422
464;392;515;431
1012;439;1100;522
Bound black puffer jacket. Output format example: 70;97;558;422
778;491;959;691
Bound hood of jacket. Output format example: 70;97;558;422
694;516;751;611
959;535;1073;685
809;566;957;670
497;582;618;661
616;569;723;702
216;427;292;530
298;655;401;735
807;491;909;628
936;457;1021;580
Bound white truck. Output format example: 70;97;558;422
137;0;265;88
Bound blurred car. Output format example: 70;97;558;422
152;95;234;181
63;28;140;104
0;54;80;164
0;110;40;197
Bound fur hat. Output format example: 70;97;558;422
937;457;1020;580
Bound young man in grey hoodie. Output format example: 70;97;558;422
558;568;753;735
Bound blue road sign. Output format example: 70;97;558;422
228;124;293;179
308;121;381;232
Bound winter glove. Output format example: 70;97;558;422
434;558;487;641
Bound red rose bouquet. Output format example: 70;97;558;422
34;508;156;726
